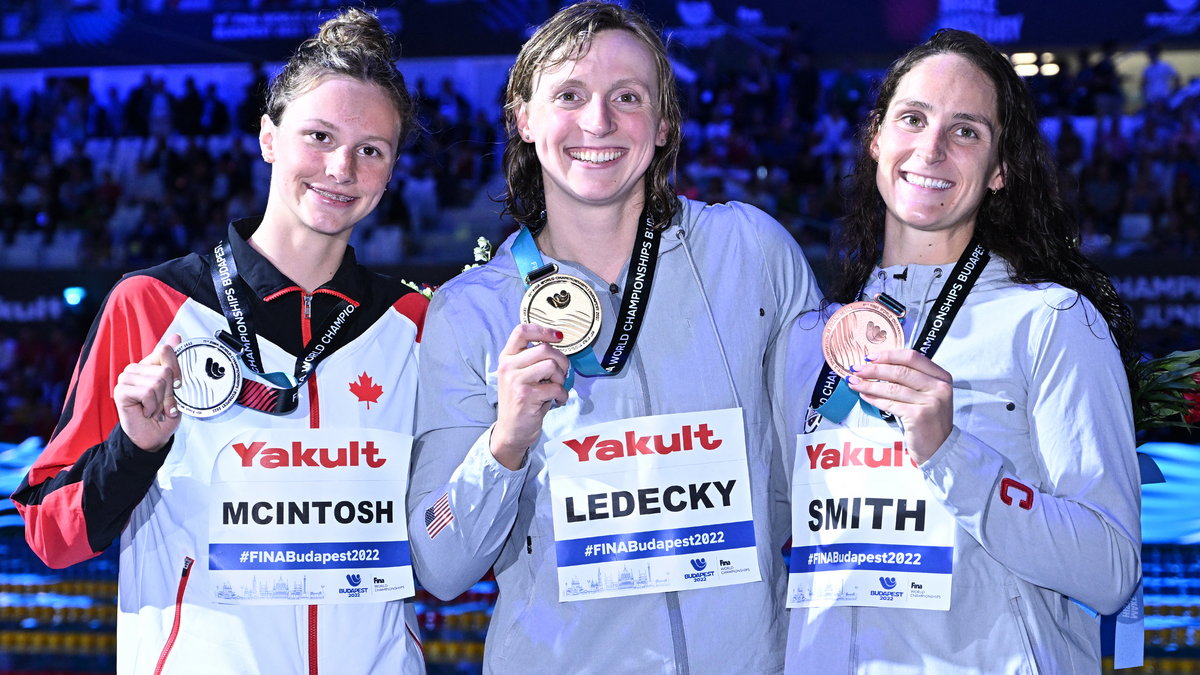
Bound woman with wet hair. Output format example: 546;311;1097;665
13;8;428;673
773;29;1140;673
409;2;819;671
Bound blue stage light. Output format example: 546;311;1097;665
63;287;86;306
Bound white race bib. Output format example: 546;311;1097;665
207;428;414;605
546;408;761;601
788;426;955;610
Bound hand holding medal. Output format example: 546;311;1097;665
818;297;953;462
491;323;571;469
114;334;183;452
845;349;955;464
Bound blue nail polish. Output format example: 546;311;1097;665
863;354;875;362
849;364;858;373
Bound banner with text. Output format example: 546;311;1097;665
789;427;954;610
547;408;760;602
208;428;414;605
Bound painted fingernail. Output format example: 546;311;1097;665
849;364;859;373
863;354;876;362
173;379;182;389
847;375;861;385
553;330;564;340
157;413;166;423
168;407;179;418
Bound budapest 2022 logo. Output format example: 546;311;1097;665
339;573;369;598
870;576;903;601
684;557;714;583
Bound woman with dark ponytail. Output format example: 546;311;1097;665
12;8;427;673
772;29;1140;673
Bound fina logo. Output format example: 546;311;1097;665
879;576;897;590
346;574;362;587
690;558;707;571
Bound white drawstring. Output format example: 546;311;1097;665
676;222;742;409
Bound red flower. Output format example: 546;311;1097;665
1187;373;1200;425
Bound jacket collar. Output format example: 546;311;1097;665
226;218;370;302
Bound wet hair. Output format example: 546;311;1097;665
264;7;414;146
832;28;1139;388
501;1;682;229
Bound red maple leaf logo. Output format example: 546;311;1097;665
349;372;383;409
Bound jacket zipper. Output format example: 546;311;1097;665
302;292;322;675
627;259;690;674
302;293;321;427
153;557;194;675
308;605;319;675
656;231;692;674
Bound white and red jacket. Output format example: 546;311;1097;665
12;219;428;674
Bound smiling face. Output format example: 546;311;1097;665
871;53;1005;250
259;75;401;242
515;29;668;219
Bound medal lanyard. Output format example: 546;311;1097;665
809;239;991;424
208;239;360;415
511;210;662;385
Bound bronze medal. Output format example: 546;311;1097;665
822;301;904;378
520;274;602;356
174;337;242;418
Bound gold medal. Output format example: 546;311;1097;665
822;301;904;378
174;337;242;418
520;274;602;356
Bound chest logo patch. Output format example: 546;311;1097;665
349;372;383;409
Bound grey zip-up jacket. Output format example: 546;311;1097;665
772;257;1141;674
409;198;820;674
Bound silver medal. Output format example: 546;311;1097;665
174;337;242;418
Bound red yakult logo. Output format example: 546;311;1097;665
806;440;914;470
565;423;722;462
232;440;386;468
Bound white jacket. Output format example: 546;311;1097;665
409;198;820;673
772;256;1141;674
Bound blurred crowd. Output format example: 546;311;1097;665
1;37;1199;441
0;324;80;445
1;40;1199;268
0;65;499;267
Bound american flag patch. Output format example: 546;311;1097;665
425;492;454;539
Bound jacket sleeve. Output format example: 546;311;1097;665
10;275;184;568
920;296;1141;614
766;310;829;552
739;201;823;336
741;201;824;553
407;284;528;600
